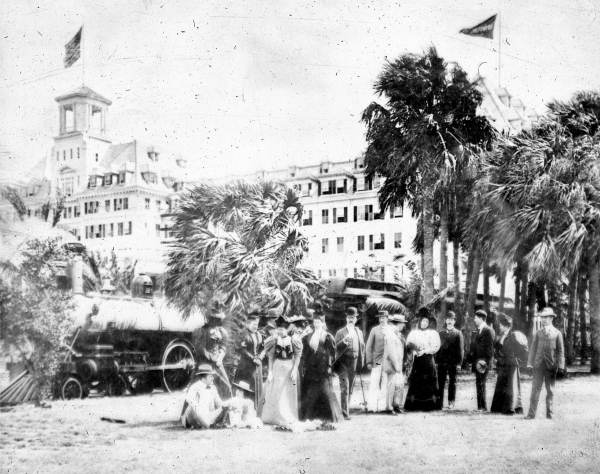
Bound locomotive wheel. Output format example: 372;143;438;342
61;376;85;400
127;374;154;395
162;341;195;393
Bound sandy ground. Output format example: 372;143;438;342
1;372;600;474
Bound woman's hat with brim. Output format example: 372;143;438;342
195;363;215;376
232;381;254;394
287;314;307;324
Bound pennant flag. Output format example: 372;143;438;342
459;14;497;39
64;27;82;68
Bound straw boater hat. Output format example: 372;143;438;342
539;307;556;318
232;381;254;394
389;314;408;324
195;363;215;376
287;314;307;324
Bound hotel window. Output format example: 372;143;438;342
97;224;106;238
105;200;110;212
369;234;374;251
321;238;329;253
125;221;132;235
364;204;374;221
70;149;73;160
89;225;95;239
353;268;358;278
118;222;124;236
333;208;337;222
390;205;403;218
156;200;162;211
357;235;365;251
95;153;99;162
337;237;344;252
63;150;66;161
394;232;402;248
108;223;114;237
145;198;150;209
56;151;59;161
336;207;348;223
302;209;313;226
73;205;80;217
321;209;329;224
123;198;128;210
77;147;80;159
374;233;385;250
156;224;161;237
343;268;348;277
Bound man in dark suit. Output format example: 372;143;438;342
436;311;464;409
334;306;366;420
469;309;495;411
526;307;565;420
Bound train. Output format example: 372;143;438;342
56;273;204;400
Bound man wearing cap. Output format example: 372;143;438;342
468;309;495;411
365;310;395;412
334;306;366;420
235;312;264;414
436;311;464;409
192;301;231;398
180;364;226;429
526;307;565;420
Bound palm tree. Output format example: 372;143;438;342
164;180;319;320
361;47;494;308
471;91;600;371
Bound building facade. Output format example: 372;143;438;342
0;86;187;274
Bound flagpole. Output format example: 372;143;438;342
81;25;85;85
497;12;501;87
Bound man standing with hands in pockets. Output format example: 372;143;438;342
334;306;365;420
525;307;565;420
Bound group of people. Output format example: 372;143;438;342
179;301;566;430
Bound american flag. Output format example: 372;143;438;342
64;27;82;68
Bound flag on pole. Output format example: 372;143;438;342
64;27;82;68
459;14;497;39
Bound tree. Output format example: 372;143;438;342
472;91;600;371
165;181;319;319
0;238;76;402
361;47;494;311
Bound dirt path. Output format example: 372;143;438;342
1;373;599;473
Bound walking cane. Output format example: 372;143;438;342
358;371;368;412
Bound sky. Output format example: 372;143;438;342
1;0;599;181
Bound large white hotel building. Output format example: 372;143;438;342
1;78;537;284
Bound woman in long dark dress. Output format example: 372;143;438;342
404;312;441;412
491;313;529;415
300;312;342;422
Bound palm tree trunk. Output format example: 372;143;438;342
421;193;435;305
466;247;481;319
439;202;449;320
514;265;521;326
499;268;507;313
565;275;578;365
519;265;529;331
483;260;490;315
453;240;462;320
578;272;588;363
527;282;537;332
588;257;600;374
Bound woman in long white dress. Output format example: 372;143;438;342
261;318;303;426
404;312;441;411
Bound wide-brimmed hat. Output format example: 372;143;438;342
377;310;390;318
446;311;456;320
195;363;215;376
232;381;254;394
345;306;359;318
389;314;408;323
246;311;262;320
287;314;306;324
474;309;487;319
538;307;556;318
